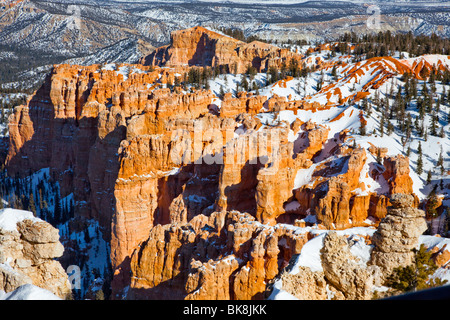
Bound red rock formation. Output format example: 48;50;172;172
4;33;428;301
125;210;310;300
382;155;414;195
141;26;303;74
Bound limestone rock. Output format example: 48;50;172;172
0;211;71;299
320;231;381;300
185;256;240;300
277;268;327;300
369;194;427;279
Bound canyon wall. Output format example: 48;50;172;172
4;27;434;300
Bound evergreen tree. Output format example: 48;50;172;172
426;170;432;185
406;146;411;157
429;111;438;136
416;141;423;175
376;147;383;165
439;125;445;138
426;186;439;219
386;244;447;294
267;66;278;84
379;112;385;137
437;147;444;175
331;65;337;80
38;187;43;210
387;121;394;136
359;118;367;136
28;192;36;216
240;74;249;92
54;192;62;225
444;208;450;237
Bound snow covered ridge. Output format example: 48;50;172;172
207;51;449;199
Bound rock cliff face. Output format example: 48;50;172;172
141;26;304;74
0;209;71;299
127;210;310;300
4;27;438;300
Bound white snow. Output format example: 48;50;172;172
284;201;301;212
0;208;40;232
293;163;318;190
267;280;299;300
290;232;327;273
0;284;61;300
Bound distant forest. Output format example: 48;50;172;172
0;44;66;90
335;31;450;58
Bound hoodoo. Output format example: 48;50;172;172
2;25;449;300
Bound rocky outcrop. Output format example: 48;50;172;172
5;63;224;274
141;26;304;74
272;193;429;300
124;210;310;300
369;194;428;280
320;231;381;300
0;209;71;299
295;147;368;229
277;267;328;300
382;155;414;195
273;231;383;300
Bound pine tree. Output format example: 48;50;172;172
54;192;62;225
426;170;432;185
444;208;450;237
387;121;394;136
386;244;447;294
331;65;337;80
268;66;278;84
437;146;444;175
430;111;438;136
439;125;445;138
376;147;383;165
359;118;367;136
426;186;439;219
416;141;423;175
379;112;385;137
240;74;249;92
28;192;36;216
38;187;43;210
